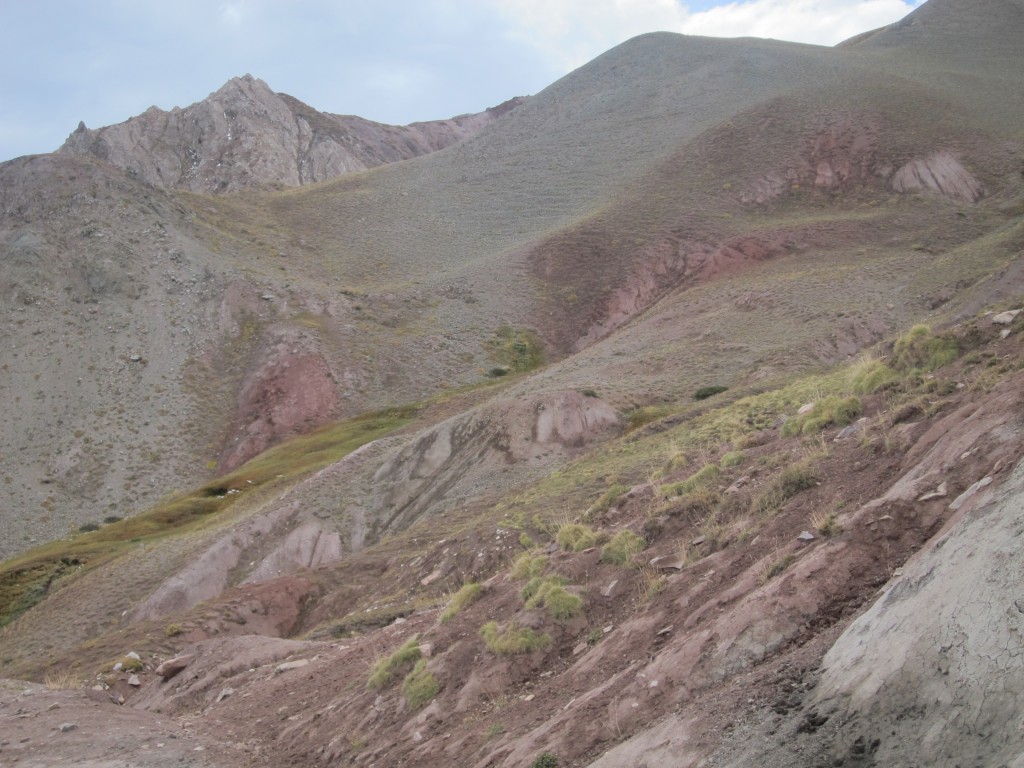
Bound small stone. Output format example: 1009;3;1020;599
692;535;707;546
604;625;613;634
991;309;1021;324
539;671;553;678
127;674;141;687
215;687;234;703
918;482;948;502
797;403;815;415
797;531;816;542
47;703;60;711
261;293;275;301
573;643;588;656
59;723;77;732
418;642;433;658
523;694;535;702
129;354;142;362
950;476;993;511
725;476;750;494
125;652;141;661
391;617;407;625
656;625;673;636
601;580;619;598
112;662;123;672
420;569;441;586
1001;328;1012;339
155;655;194;680
275;659;310;674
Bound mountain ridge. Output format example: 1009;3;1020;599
60;73;525;193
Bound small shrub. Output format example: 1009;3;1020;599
164;622;183;638
720;450;745;467
600;530;645;565
439;582;483;624
850;358;899;394
661;488;721;521
102;515;122;524
78;521;101;533
481;621;552;655
625;404;672;432
531;752;558;768
781;396;861;436
44;670;80;690
663;464;720;496
639;566;667;599
511;553;547;580
580;388;599;398
750;461;817;516
519;532;536;549
367;636;421;689
694;385;728;400
556;523;599;552
893;324;958;372
759;553;796;583
523;577;583;619
402;659;439;710
588;484;629;517
114;655;144;673
811;510;841;537
779;463;817;497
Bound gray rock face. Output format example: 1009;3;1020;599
59;75;523;193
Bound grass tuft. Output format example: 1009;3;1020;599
481;621;552;655
781;396;861;436
401;659;439;710
439;582;483;624
600;530;645;565
367;636;421;689
510;553;547;580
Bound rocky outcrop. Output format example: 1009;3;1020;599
59;75;523;192
890;150;984;202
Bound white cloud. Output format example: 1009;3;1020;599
490;0;923;71
220;1;246;27
680;0;926;45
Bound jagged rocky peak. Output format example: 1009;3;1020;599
59;75;524;193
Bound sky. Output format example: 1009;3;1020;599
0;0;924;163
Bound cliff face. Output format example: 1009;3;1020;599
59;74;523;192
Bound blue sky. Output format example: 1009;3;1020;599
0;0;923;162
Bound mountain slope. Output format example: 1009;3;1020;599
2;2;1024;765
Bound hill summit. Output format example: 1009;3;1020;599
60;74;524;192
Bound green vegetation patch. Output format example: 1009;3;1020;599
401;658;439;710
480;621;552;655
439;582;483;624
523;576;583;619
893;324;958;372
663;463;721;497
0;405;415;629
368;636;421;689
694;385;728;401
751;461;818;516
486;326;545;375
781;396;862;437
600;530;645;565
510;553;548;580
849;358;899;394
555;523;604;552
587;483;629;518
